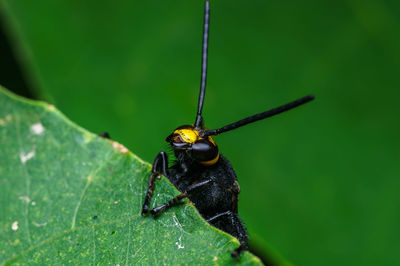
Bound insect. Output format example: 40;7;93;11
141;1;314;258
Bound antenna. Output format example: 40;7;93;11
200;95;315;137
194;1;210;129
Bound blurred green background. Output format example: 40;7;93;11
1;0;399;265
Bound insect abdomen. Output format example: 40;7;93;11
169;154;248;247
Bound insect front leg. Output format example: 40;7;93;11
150;179;212;216
141;151;169;215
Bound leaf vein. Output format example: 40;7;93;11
70;151;115;229
15;112;32;246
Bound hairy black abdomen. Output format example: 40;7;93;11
169;154;248;246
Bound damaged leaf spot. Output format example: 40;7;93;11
30;123;45;135
111;141;129;154
11;221;18;231
175;236;184;249
32;221;48;227
19;196;32;203
19;151;35;164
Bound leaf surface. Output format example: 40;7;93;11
0;87;261;265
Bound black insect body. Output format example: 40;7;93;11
141;1;314;258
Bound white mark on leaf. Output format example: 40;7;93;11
158;215;187;249
173;215;184;231
181;206;191;219
6;114;12;122
152;193;173;209
20;151;35;164
31;201;36;206
11;221;18;231
132;245;143;259
33;221;48;227
30;123;45;135
175;236;184;249
19;196;32;203
173;215;186;249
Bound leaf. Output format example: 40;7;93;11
0;87;262;265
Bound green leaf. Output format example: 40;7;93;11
0;87;262;265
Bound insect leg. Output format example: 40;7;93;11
206;210;233;222
98;132;111;139
150;192;188;216
207;210;248;258
141;151;169;215
150;179;212;216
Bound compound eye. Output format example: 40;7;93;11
173;134;183;143
191;139;218;162
166;133;183;143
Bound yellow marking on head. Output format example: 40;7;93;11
208;136;216;146
174;129;199;144
200;153;220;166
